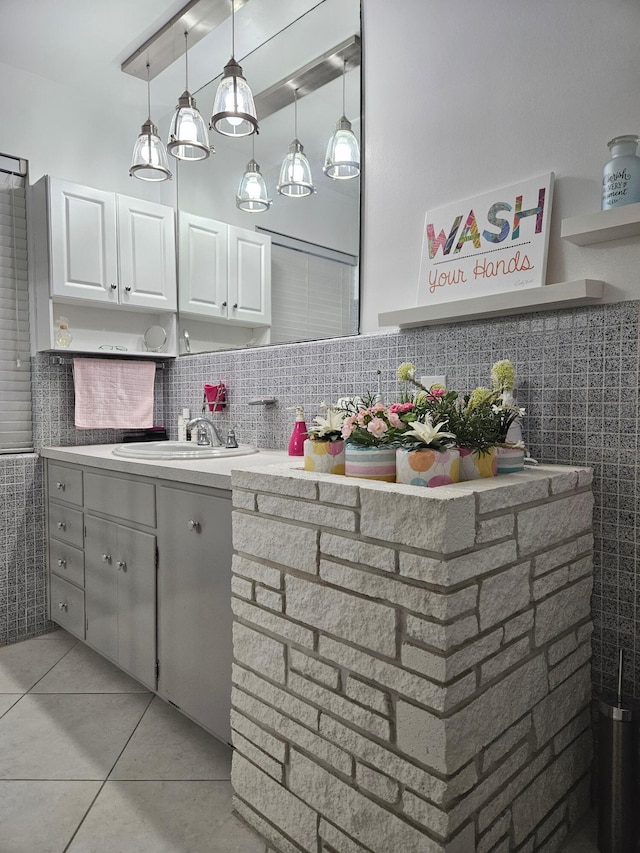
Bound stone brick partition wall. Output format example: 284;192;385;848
229;463;594;853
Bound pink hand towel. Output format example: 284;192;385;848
73;358;156;430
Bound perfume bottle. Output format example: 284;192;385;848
602;135;640;210
54;316;73;348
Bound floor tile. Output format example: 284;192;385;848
0;633;77;692
32;642;151;694
67;781;267;853
0;694;21;717
110;696;232;781
0;693;152;779
0;780;101;853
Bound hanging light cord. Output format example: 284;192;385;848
184;32;189;90
146;62;151;121
231;0;236;58
342;60;347;116
293;88;298;137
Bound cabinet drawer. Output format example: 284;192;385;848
50;574;85;638
49;540;85;588
48;463;83;506
49;504;84;548
84;472;155;527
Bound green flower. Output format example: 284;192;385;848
466;386;493;410
397;362;416;382
491;359;516;393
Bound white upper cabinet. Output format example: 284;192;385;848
43;177;176;311
179;211;271;327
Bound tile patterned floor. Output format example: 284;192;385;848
0;630;600;852
0;630;269;853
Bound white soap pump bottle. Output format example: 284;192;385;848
177;408;190;442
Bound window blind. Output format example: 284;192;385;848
261;231;358;345
0;159;32;453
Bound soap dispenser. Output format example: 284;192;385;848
287;406;308;456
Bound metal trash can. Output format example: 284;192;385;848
598;650;639;853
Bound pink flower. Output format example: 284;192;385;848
341;416;357;438
389;402;414;414
371;403;386;413
427;388;445;400
388;412;402;428
356;410;369;426
367;418;388;438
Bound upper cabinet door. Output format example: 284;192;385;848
178;212;229;319
117;196;177;312
49;179;118;303
227;226;271;327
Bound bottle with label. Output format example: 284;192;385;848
54;316;73;348
602;135;640;210
287;406;308;456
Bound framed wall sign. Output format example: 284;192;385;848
417;172;554;306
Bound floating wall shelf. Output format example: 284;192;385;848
378;279;606;329
561;202;640;246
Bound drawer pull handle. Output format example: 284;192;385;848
57;522;66;530
125;285;132;292
57;559;67;567
232;302;238;309
56;481;65;490
222;301;227;308
110;283;117;290
58;601;68;611
187;519;200;532
102;554;112;563
117;560;127;571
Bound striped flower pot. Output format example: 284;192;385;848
458;447;498;480
395;447;460;488
303;439;345;475
344;444;396;482
496;446;525;474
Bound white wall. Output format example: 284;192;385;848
361;0;640;332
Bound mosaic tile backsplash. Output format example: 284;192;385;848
3;300;638;701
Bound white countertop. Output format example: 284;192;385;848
40;444;297;490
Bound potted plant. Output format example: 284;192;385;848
396;415;459;487
490;359;526;473
340;394;407;481
303;404;346;475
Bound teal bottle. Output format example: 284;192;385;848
602;135;640;210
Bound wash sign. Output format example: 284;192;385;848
417;173;554;305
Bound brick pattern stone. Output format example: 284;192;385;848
229;465;593;852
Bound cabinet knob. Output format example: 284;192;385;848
58;601;68;611
187;519;200;532
110;283;117;290
117;560;127;571
55;481;65;490
125;285;132;292
102;554;112;563
232;302;238;309
57;521;66;530
221;301;227;308
57;559;66;567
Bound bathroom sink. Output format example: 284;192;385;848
112;441;259;460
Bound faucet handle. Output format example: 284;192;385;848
225;428;239;449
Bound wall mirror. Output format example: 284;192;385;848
175;0;361;355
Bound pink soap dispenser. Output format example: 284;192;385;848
287;406;308;456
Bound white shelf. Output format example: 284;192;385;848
378;280;605;329
561;202;640;245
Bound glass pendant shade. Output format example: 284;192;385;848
278;139;315;198
168;95;210;160
210;59;258;137
236;158;271;212
130;119;172;182
324;115;360;180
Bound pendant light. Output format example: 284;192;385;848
130;63;172;182
168;32;211;160
210;0;258;137
236;136;271;212
324;61;360;180
277;89;315;198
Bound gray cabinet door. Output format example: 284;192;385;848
156;485;233;743
85;515;156;688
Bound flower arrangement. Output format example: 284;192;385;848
307;403;345;442
401;416;456;450
339;394;410;447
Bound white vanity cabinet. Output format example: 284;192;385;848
179;211;271;327
44;457;233;743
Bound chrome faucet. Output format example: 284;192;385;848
186;416;224;447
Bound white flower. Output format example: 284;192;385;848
312;406;345;437
404;418;455;447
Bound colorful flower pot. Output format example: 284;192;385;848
344;444;396;482
396;447;460;488
458;447;498;480
496;446;525;474
303;439;345;475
